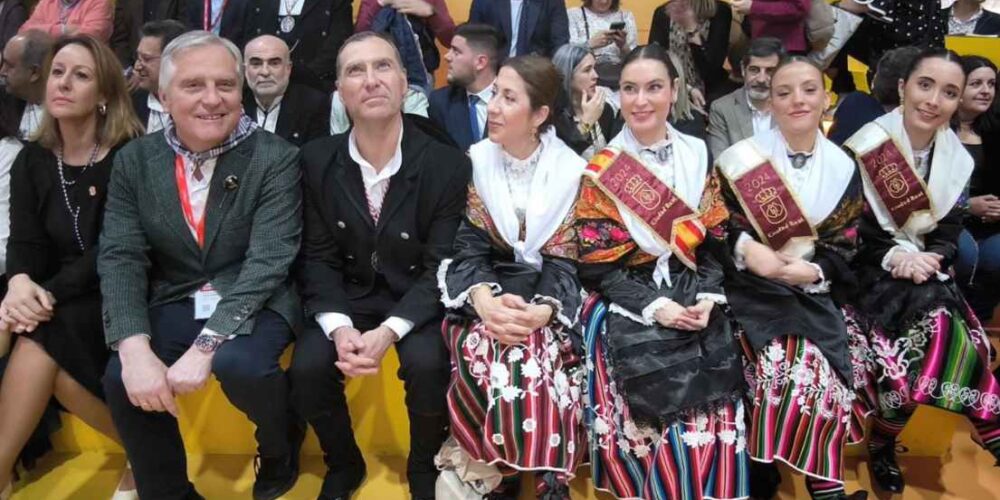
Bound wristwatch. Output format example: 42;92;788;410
193;334;225;354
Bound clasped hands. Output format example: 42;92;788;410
0;274;56;335
471;286;553;345
741;239;821;286
653;298;714;331
887;250;943;284
332;324;397;377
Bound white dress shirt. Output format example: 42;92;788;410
18;103;42;140
747;91;772;135
509;0;525;56
254;95;283;133
278;0;304;15
0;137;23;275
467;83;493;140
146;94;171;134
315;123;415;341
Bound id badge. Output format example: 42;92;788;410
194;284;222;320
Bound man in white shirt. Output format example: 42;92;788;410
243;34;330;146
0;30;52;140
428;23;501;151
292;32;470;500
707;36;784;158
130;19;186;134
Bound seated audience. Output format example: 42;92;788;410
1;31;54;140
356;0;456;91
552;43;619;158
291;32;469;500
429;23;502;151
469;0;569;57
441;54;586;500
99;31;303;500
131;19;186;134
827;46;920;146
706;36;783;158
244;0;354;90
954;55;1000;323
844;48;1000;496
19;0;112;42
949;0;1000;35
650;0;733;104
243;35;330;147
567;0;638;88
0;34;142;499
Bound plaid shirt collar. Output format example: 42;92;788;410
164;112;257;165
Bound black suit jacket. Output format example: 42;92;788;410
244;0;353;90
131;89;151;127
468;0;569;57
976;10;1000;36
243;83;331;147
428;85;482;152
297;117;471;332
182;0;250;48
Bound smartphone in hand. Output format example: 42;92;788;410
609;21;626;31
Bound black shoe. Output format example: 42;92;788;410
868;443;905;494
253;420;307;500
318;466;366;500
843;491;869;500
537;472;570;500
748;461;781;499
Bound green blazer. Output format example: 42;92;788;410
98;130;303;346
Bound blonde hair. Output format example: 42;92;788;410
668;52;695;123
34;35;143;149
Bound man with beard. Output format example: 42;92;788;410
428;23;501;151
242;35;330;147
706;36;784;158
131;19;187;134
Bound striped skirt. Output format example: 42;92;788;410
855;305;1000;422
737;318;872;484
583;298;750;500
444;318;584;476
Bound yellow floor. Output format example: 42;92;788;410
9;417;1000;500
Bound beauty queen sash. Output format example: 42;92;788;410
845;122;937;242
718;140;817;257
585;148;705;270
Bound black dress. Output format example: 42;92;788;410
6;142;119;398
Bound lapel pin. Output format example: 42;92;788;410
224;175;239;190
88;186;97;197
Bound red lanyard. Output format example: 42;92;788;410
175;155;206;246
203;0;229;31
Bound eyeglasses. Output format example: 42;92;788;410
135;53;160;67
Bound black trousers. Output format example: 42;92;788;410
103;302;295;500
289;313;449;497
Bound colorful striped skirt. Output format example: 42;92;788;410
444;318;584;476
853;305;1000;423
737;321;872;484
582;298;750;500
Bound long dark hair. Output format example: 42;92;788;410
955;55;998;135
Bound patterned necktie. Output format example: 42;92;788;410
469;94;481;142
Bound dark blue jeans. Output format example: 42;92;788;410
956;230;1000;322
103;302;295;500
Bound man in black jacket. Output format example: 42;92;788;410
131;20;187;134
242;35;330;147
243;0;353;90
292;32;469;500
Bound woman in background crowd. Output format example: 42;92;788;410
649;0;733;105
552;43;619;158
567;0;638;89
953;55;1000;324
19;0;112;42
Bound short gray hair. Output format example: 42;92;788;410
159;30;243;91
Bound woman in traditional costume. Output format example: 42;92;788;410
576;43;749;500
438;55;586;500
716;57;869;500
843;48;1000;495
